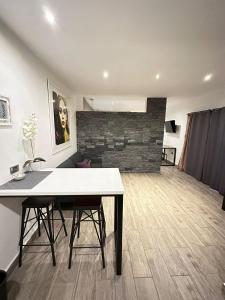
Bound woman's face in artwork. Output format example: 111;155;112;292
58;97;67;129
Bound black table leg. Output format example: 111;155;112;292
173;148;177;166
114;196;118;233
115;194;123;275
222;196;225;210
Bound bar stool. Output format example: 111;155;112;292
19;196;67;267
68;196;106;269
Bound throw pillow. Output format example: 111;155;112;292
76;159;91;168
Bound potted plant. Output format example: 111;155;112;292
22;114;46;172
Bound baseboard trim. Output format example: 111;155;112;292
7;253;19;277
6;226;40;277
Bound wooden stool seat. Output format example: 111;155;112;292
72;195;102;209
22;196;55;208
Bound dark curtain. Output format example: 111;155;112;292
202;107;225;195
185;110;211;180
178;114;193;171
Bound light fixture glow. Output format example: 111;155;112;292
155;73;160;80
203;73;213;82
43;7;55;25
103;71;109;79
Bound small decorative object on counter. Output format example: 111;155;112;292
23;157;46;172
12;173;26;181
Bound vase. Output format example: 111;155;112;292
31;161;42;171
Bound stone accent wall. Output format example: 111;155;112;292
76;98;166;172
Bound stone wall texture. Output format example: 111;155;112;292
76;98;166;172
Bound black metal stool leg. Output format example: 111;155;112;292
19;197;68;267
51;205;55;242
68;205;106;270
34;208;41;237
19;206;27;267
77;211;82;238
69;209;77;269
56;200;67;237
46;207;56;266
37;209;41;237
90;210;101;243
97;210;105;268
100;206;106;245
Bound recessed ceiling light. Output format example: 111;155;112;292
43;7;55;25
155;73;160;80
203;73;213;82
103;71;109;79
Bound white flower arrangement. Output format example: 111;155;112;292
23;114;38;140
22;114;46;171
23;114;38;158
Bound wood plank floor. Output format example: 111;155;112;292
8;167;225;300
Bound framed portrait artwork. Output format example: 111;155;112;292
0;95;11;126
47;80;71;153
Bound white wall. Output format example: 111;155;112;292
0;22;77;271
78;95;147;112
164;88;225;164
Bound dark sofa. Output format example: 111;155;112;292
57;151;102;168
57;151;101;209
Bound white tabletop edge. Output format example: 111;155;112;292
0;168;124;197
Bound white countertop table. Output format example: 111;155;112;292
0;168;124;275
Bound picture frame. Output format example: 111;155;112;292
47;80;71;154
0;95;11;126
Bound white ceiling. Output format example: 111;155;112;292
0;0;225;97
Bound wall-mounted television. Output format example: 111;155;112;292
165;120;176;133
